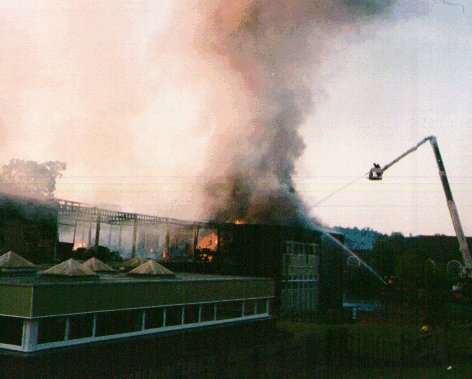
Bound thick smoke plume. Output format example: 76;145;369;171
198;0;395;226
0;1;430;223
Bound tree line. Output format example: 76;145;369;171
344;230;468;299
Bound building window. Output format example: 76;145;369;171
243;300;255;316
200;303;215;322
68;314;94;340
255;299;267;314
145;308;164;329
268;299;273;315
183;305;199;324
0;316;23;346
165;306;182;327
96;310;142;337
38;317;66;344
216;301;242;320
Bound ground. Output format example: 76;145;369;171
277;319;472;378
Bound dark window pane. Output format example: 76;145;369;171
243;301;255;316
68;314;94;340
183;305;199;324
145;308;164;329
255;299;267;314
165;306;182;326
200;303;214;322
216;301;242;320
38;317;65;344
96;310;141;337
0;316;23;345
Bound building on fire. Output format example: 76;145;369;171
168;223;345;320
0;193;346;377
0;194;345;322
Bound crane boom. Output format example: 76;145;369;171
369;135;472;276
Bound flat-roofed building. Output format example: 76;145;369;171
0;272;273;353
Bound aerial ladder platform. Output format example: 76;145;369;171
368;136;472;278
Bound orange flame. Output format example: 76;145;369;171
234;219;245;224
197;232;218;251
73;241;88;251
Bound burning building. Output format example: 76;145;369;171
218;223;343;319
167;223;345;320
0;191;344;320
55;196;347;320
184;0;395;320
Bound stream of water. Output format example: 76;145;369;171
320;231;387;285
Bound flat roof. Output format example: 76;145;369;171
0;272;274;318
0;272;270;286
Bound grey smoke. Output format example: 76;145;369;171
200;0;399;226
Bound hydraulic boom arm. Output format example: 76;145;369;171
369;136;472;276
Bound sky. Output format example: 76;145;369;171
297;1;472;236
0;0;471;236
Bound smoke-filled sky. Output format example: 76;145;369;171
0;0;471;236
